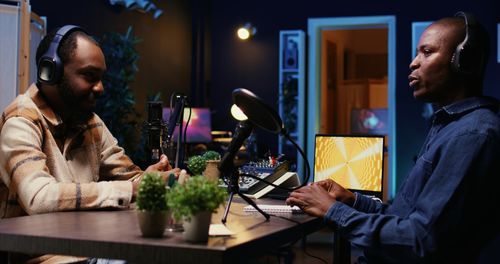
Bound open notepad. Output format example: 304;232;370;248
209;224;235;236
243;204;304;214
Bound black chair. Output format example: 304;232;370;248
333;233;351;264
0;251;8;263
479;234;500;263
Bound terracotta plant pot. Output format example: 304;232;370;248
203;160;220;181
183;211;212;242
137;210;170;238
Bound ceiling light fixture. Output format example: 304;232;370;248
236;23;256;40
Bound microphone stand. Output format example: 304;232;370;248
174;104;184;168
147;101;167;164
164;95;187;168
161;96;187;233
221;157;270;224
220;121;270;224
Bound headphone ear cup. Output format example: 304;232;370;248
37;55;63;85
451;43;471;75
451;43;481;76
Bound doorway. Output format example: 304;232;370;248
307;16;396;200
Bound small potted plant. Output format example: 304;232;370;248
166;175;227;242
135;172;170;237
202;150;221;181
187;155;207;176
202;150;221;161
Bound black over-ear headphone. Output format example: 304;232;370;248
451;11;484;77
37;25;86;85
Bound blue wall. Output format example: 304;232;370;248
209;0;500;189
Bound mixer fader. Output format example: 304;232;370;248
238;160;289;195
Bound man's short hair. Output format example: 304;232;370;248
35;28;98;72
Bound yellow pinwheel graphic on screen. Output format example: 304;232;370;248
315;136;383;192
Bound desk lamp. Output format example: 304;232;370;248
219;88;311;223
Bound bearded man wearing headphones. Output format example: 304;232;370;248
0;26;177;263
287;12;500;263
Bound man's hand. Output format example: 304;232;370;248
132;155;180;199
145;154;172;172
286;184;337;218
314;179;356;206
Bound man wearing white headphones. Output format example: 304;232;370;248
287;12;500;263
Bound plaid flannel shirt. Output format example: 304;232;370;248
0;84;142;218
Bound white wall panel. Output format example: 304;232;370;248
0;4;19;113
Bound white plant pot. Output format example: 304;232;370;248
183;211;212;242
136;210;170;238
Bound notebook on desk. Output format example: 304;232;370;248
243;204;303;214
314;134;385;199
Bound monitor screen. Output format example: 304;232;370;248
314;134;384;195
351;108;388;135
163;107;212;143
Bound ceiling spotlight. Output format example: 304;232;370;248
237;23;256;40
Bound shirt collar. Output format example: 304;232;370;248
27;83;63;127
434;96;499;119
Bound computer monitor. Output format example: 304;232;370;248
314;134;384;198
351;108;388;135
163;107;212;143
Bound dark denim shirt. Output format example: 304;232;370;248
324;97;500;263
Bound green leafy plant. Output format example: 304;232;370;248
166;176;227;221
187;155;207;175
95;27;149;168
136;172;168;212
202;150;221;161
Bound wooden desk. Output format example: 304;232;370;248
0;198;324;263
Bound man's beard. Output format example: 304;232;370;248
57;77;95;126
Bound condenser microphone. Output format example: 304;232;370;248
147;101;164;164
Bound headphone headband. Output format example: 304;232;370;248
37;25;86;85
451;11;483;76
